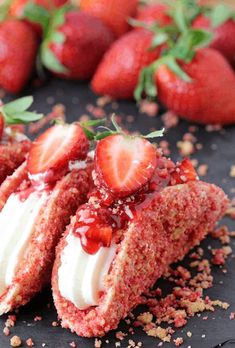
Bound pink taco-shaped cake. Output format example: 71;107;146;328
0;121;94;314
0;97;43;184
52;121;228;337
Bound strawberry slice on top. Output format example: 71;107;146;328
27;123;89;176
95;133;158;197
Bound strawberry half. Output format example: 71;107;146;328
95;134;157;197
27;123;88;175
171;158;198;185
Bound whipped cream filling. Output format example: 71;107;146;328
58;233;117;310
0;191;48;296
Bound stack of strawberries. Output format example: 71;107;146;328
0;0;235;125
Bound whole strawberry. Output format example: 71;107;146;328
0;20;38;94
92;30;162;99
9;0;68;37
135;3;172;28
79;0;138;37
40;10;114;80
155;48;235;125
193;13;235;68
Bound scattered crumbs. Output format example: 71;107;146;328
34;316;42;322
161;111;179;128
26;338;34;347
42;344;46;347
69;342;76;348
139;100;159;117
230;312;235;320
115;342;121;347
230;165;235;177
116;331;127;340
201;334;206;338
3;327;10;336
86;104;106;118
10;336;22;347
174;337;184;346
198;164;208;177
205;124;223;132
177;140;194;156
96;95;112;107
51;321;59;327
94;338;102;348
28;104;66;135
187;331;192;338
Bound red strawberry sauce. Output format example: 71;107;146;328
72;155;197;255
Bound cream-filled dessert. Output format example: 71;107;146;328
52;127;228;338
0;122;93;314
0;191;48;295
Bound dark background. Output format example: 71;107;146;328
0;79;234;348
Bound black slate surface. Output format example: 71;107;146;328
0;79;235;348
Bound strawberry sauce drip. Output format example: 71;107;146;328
72;156;195;255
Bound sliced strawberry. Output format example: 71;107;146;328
73;204;113;254
171;158;198;185
86;226;112;246
95;134;157;197
0;113;4;140
27;123;88;175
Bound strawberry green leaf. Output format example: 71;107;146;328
4;111;43;124
111;114;122;133
82;127;95;140
209;4;234;28
80;119;106;128
150;32;169;49
143;128;165;139
41;43;68;73
3;96;33;114
0;0;12;22
0;96;43;125
170;29;212;62
23;2;50;33
95;131;114;141
162;55;191;82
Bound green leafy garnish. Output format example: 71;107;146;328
0;96;43;125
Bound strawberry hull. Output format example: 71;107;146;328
52;181;228;337
0;160;93;314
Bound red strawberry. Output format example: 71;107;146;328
95;134;157;197
92;30;162;99
0;113;4;140
79;0;138;37
27;123;89;176
9;0;68;37
0;20;38;94
135;3;172;27
155;48;235;125
171;158;198;185
193;14;235;68
43;11;114;80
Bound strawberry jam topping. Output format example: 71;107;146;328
72;155;198;255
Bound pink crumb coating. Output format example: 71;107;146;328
0;161;93;315
0;140;31;185
52;181;228;337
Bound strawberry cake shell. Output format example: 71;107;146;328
0;140;30;185
52;181;228;337
0;160;93;315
